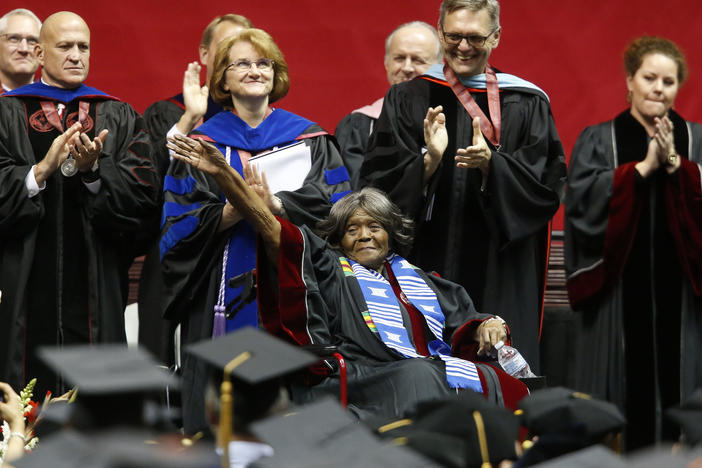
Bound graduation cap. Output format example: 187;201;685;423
37;344;177;429
518;387;625;440
666;388;702;447
370;390;520;468
185;326;318;386
250;397;439;468
516;387;625;465
184;327;318;467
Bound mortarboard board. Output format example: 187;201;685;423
37;344;177;395
528;444;625;467
518;387;626;441
37;344;178;429
185;326;318;385
666;388;702;447
250;397;439;468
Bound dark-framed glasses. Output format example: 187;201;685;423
442;27;499;47
226;58;275;72
0;34;39;47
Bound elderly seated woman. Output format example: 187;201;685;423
167;134;528;418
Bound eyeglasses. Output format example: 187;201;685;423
0;34;39;47
225;58;275;73
441;27;499;48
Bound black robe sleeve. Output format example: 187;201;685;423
143;99;184;180
85;101;159;241
421;272;492;359
564;122;645;308
335;112;374;190
159;156;228;321
665;152;702;295
359;84;429;220
0;99;45;235
275;131;351;228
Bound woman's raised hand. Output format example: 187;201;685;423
167;134;228;176
183;62;208;119
175;62;209;134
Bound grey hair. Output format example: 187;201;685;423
316;187;415;257
438;0;500;32
0;9;41;34
384;21;443;63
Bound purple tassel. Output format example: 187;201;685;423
212;305;226;338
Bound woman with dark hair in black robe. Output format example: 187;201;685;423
565;36;702;451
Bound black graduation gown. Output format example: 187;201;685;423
360;75;566;372
256;218;529;420
137;93;223;363
335;111;376;190
159;109;351;433
565;110;702;450
0;86;159;396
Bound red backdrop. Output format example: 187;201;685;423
10;1;702;228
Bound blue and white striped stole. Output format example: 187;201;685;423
348;254;482;392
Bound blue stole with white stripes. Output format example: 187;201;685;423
348;254;483;392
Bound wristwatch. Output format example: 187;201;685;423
666;153;679;167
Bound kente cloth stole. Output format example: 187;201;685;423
346;254;483;391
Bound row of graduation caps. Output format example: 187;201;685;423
12;326;702;468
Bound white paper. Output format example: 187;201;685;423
248;141;312;193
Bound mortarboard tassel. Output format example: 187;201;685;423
212;305;226;338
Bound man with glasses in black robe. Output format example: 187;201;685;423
361;0;566;372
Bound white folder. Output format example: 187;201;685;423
248;141;312;193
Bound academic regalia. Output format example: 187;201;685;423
256;217;528;420
138;93;223;365
335;96;384;190
565;109;702;450
361;65;567;372
160;107;351;433
0;82;159;397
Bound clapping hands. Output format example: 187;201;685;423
639;115;680;176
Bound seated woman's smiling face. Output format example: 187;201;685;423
340;208;390;272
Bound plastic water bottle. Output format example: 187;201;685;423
494;341;536;378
